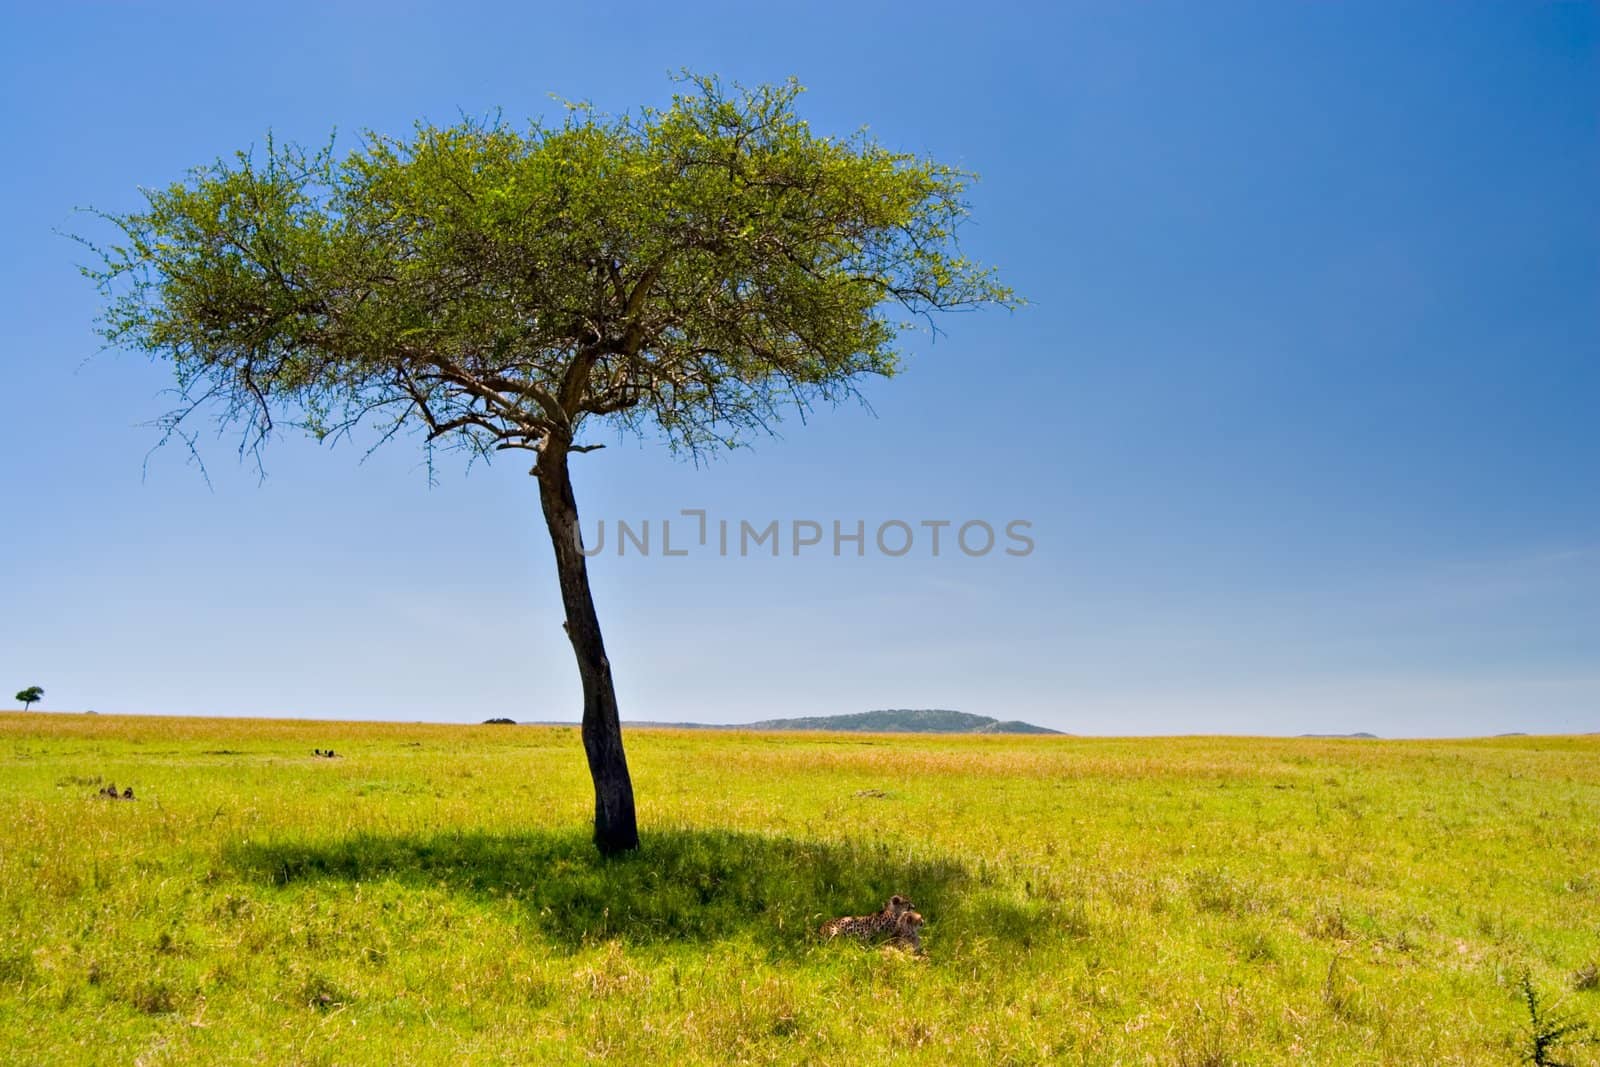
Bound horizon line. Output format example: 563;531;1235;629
1;709;1590;742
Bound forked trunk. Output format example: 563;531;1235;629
535;442;640;853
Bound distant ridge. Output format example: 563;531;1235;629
1299;732;1380;739
724;709;1060;734
564;709;1062;734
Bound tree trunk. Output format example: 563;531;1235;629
535;442;640;854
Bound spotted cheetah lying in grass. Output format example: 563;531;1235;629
820;894;926;955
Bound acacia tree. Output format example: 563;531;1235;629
16;686;44;712
82;76;1014;853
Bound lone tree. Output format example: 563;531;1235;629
16;686;43;711
81;76;1014;853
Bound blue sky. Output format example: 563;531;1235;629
1;2;1595;735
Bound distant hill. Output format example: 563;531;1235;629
537;708;1063;734
742;709;1061;735
1299;732;1380;739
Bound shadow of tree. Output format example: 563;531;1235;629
227;827;973;951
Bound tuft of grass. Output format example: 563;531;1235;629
125;980;176;1016
0;954;36;986
1235;925;1279;964
297;970;348;1011
1521;973;1599;1066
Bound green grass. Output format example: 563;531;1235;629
2;713;1597;1065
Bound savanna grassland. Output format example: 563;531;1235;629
1;714;1597;1065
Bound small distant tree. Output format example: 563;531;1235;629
79;75;1015;853
16;686;43;711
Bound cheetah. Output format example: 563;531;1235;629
820;895;926;954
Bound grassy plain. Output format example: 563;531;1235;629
1;713;1597;1065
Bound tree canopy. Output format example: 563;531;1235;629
84;75;1014;468
16;686;43;711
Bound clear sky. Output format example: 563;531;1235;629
1;2;1595;735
